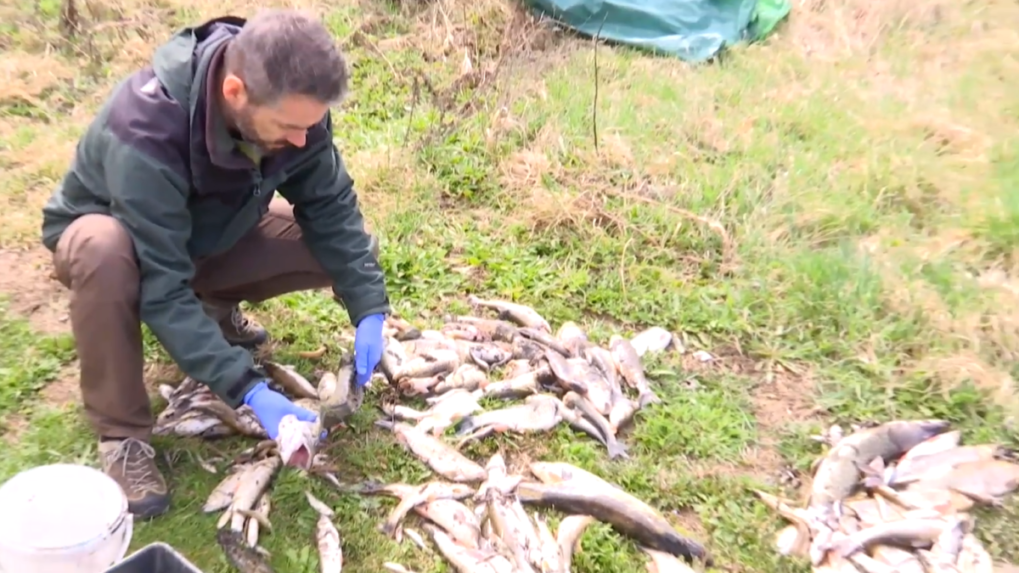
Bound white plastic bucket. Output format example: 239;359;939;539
0;463;134;573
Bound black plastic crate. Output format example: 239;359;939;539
103;542;204;573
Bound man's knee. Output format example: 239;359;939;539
55;215;139;292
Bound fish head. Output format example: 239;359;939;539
276;414;318;469
888;420;952;450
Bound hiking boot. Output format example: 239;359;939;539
98;437;170;519
205;304;269;348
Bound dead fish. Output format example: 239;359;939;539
227;456;281;532
262;361;319;400
398;375;443;396
643;547;698;573
608;394;640;435
609;335;661;408
276;414;321;470
307;491;343;573
373;481;475;538
415;498;483;550
585;346;621;391
563;391;629;460
158;384;175;402
415;389;483;435
394;349;460;380
907;458;1019;506
320;358;363;429
519;327;572;357
556;321;592;357
467;294;551;333
480;455;542;572
205;466;250;513
216;528;275;573
386;315;422;341
881;444;1014;487
544;351;588;394
375;420;487;482
567;357;613;414
442;323;490;342
556;515;596;571
243;492;272;548
193;401;267;438
472;368;547;399
899;430;964;462
456;394;564;446
629;327;673;357
403;528;429;552
434;364;489;393
449;315;519;342
422;523;516;573
559;406;624;458
500;359;533;379
468;344;513;371
533;512;566;573
379;337;408;383
516;481;711;565
512;338;546;361
809;420;951;523
832;516;957;558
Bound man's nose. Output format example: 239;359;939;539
286;131;307;148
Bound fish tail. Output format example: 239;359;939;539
607;440;630;460
375;419;396;431
455;415;477;435
638;390;662;408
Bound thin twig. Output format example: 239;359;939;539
592;14;607;152
402;75;421;149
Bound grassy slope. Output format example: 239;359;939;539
2;0;1019;571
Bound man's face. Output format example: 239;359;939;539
221;74;331;153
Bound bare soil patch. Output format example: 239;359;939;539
0;246;69;335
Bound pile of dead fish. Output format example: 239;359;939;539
159;359;361;573
197;422;352;573
374;294;677;460
359;455;711;573
757;419;1019;573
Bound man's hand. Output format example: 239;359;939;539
244;381;318;440
354;313;385;387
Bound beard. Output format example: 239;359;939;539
232;107;290;154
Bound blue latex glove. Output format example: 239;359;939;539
354;313;385;387
244;381;318;440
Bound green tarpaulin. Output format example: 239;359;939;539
523;0;791;62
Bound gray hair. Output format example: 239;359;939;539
224;9;349;107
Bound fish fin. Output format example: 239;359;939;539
456;426;495;449
638;390;662;408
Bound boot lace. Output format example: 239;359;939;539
106;438;160;491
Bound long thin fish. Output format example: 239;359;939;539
515;481;711;566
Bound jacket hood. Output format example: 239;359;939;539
150;15;247;120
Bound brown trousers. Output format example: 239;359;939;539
52;199;351;440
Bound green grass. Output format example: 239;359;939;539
0;299;75;428
3;0;1019;571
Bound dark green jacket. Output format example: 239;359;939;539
40;16;391;407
